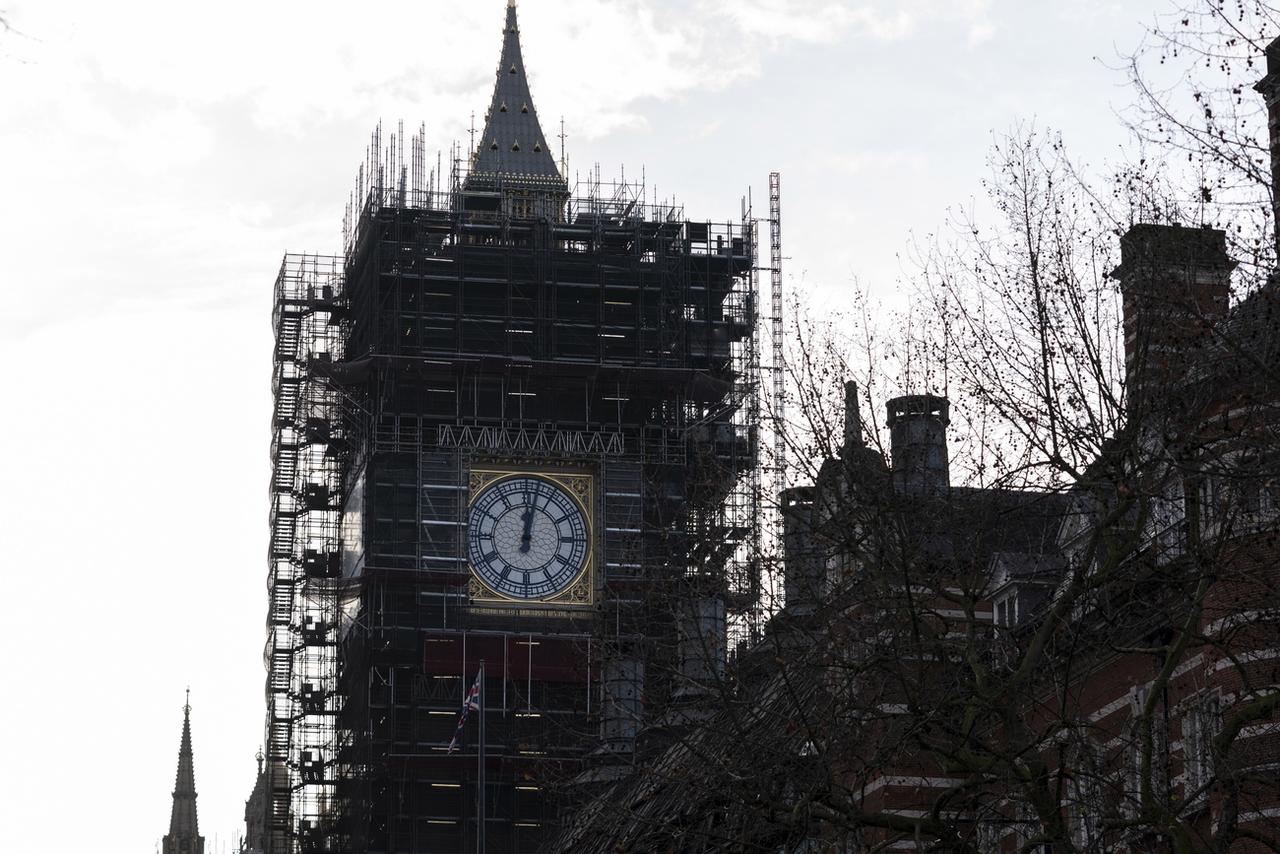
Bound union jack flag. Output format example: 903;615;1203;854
447;666;483;753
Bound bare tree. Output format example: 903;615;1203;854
546;5;1280;852
1123;0;1280;282
551;121;1280;853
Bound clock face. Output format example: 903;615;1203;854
467;474;590;601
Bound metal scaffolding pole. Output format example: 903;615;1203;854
769;172;786;499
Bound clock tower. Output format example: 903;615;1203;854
263;3;760;851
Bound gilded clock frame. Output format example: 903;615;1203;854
466;467;597;609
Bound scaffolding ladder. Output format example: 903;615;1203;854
266;254;345;854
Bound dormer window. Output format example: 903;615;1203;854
521;104;529;114
533;142;543;153
500;103;508;113
994;592;1018;628
489;140;499;150
509;64;518;74
511;141;520;151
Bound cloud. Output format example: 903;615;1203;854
720;0;995;45
5;0;999;151
720;0;910;44
0;3;1149;851
818;148;929;178
0;0;1008;338
968;21;997;46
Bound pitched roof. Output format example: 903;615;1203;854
467;1;565;190
548;661;818;853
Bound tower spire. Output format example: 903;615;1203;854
465;0;566;194
163;694;205;854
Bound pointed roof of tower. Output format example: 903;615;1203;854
467;0;565;190
163;691;204;854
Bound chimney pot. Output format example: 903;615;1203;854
886;394;950;496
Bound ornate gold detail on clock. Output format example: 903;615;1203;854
466;467;596;610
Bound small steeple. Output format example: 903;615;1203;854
466;0;566;194
163;691;205;854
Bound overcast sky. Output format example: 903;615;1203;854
0;1;1161;849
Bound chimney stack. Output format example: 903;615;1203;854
781;486;823;614
886;395;950;496
1113;224;1233;410
1253;37;1280;261
842;381;864;454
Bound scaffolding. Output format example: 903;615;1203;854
769;172;786;494
266;254;347;853
265;125;762;852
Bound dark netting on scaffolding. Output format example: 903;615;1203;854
268;20;763;847
268;153;764;852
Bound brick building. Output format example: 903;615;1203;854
551;38;1280;854
793;216;1280;851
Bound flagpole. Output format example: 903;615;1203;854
477;659;486;854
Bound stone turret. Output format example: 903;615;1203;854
242;749;266;854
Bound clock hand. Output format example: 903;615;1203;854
519;488;535;553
